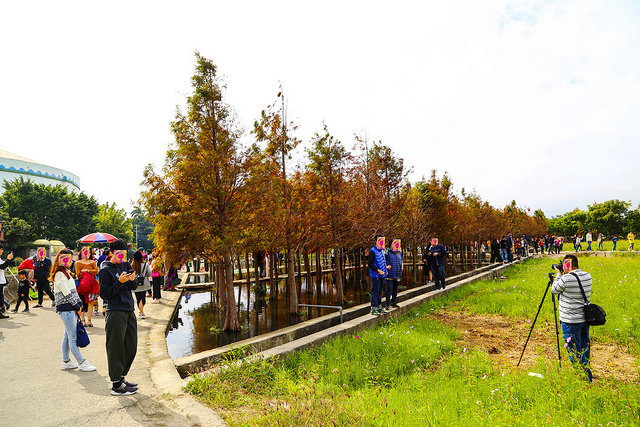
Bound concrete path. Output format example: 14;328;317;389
0;289;225;427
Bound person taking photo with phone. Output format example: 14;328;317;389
98;239;139;396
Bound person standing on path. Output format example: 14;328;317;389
429;238;447;290
150;248;163;304
585;231;593;251
76;247;99;327
52;249;97;372
99;239;139;396
0;244;15;318
384;239;403;310
33;250;54;308
12;269;30;312
627;232;635;251
132;251;152;319
612;235;618;251
368;236;387;316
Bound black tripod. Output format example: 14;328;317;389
517;272;562;367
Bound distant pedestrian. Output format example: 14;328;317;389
150;248;163;304
385;239;402;310
612;236;618;251
0;244;14;317
132;251;151;319
33;249;54;308
490;239;502;263
99;239;139;396
585;231;593;251
597;232;604;250
76;247;99;327
429;238;447;290
627;232;635;251
52;249;97;372
12;270;30;312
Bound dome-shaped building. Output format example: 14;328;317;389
0;149;80;193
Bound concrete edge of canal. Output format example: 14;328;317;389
174;259;523;378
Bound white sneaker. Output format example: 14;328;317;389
61;360;78;370
78;360;96;372
139;313;145;319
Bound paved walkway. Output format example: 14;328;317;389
0;289;226;427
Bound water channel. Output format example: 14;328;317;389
167;265;431;359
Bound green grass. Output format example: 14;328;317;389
187;254;640;426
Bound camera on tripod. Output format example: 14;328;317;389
551;263;563;272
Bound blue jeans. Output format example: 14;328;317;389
562;322;592;382
587;242;592;250
432;265;446;289
370;277;384;309
59;311;84;363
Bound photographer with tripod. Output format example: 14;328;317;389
551;254;593;382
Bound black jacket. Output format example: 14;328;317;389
33;258;52;282
98;261;137;312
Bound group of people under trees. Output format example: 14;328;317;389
0;241;181;396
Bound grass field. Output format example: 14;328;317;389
187;254;640;426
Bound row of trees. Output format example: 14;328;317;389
548;200;640;237
0;178;154;250
140;53;549;332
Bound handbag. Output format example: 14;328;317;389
76;316;90;348
569;272;606;326
78;272;95;295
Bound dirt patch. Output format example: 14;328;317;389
432;310;638;383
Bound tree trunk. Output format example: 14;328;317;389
269;250;277;300
335;247;344;304
303;247;312;293
287;249;298;314
236;254;243;280
222;253;240;332
412;246;418;284
244;252;251;305
315;249;322;286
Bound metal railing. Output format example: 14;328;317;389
299;304;343;324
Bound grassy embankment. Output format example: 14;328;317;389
187;255;640;426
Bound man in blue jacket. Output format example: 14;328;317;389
99;239;139;396
368;235;387;315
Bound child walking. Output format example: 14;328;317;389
12;270;30;312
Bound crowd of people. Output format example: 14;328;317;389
0;241;182;396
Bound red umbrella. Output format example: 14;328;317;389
77;232;117;243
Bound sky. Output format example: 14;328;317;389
1;0;639;218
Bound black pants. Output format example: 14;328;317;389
36;279;55;305
385;279;399;307
15;294;29;310
152;276;162;300
105;310;138;382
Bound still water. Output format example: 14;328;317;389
167;266;428;359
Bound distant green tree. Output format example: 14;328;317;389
94;202;133;243
130;207;155;250
585;200;630;236
0;210;32;248
1;177;99;247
